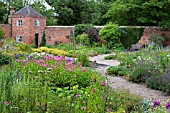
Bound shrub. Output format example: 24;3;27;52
148;33;165;46
40;31;46;47
76;33;89;46
0;52;12;66
128;56;161;83
106;66;128;76
0;28;5;41
74;24;94;37
86;27;100;45
146;70;170;92
99;22;121;49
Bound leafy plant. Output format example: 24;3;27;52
74;24;94;37
104;54;117;60
76;33;89;46
0;28;5;41
76;52;90;67
0;52;12;66
146;70;170;92
148;33;165;46
106;66;128;76
99;22;122;49
40;31;46;47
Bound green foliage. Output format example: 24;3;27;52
0;28;5;40
148;33;165;46
99;22;122;49
46;0;110;25
77;52;90;67
104;54;117;60
76;33;89;46
106;0;170;28
146;70;170;92
40;31;46;47
0;52;12;66
120;28;144;49
74;24;94;37
106;66;128;76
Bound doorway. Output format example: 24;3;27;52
35;33;39;48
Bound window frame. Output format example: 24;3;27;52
16;36;22;42
17;20;22;26
35;20;40;27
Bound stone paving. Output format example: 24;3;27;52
89;54;170;102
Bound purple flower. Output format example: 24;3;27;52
15;59;19;62
108;108;112;112
82;106;86;110
166;102;170;109
76;94;81;98
152;100;161;108
100;81;105;86
93;88;96;92
4;102;9;105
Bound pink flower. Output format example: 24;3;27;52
82;106;86;110
69;69;72;72
4;102;9;105
100;81;105;86
74;74;77;77
93;88;96;92
108;108;112;112
41;64;48;67
77;62;81;65
76;94;81;98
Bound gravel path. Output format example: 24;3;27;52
89;54;170;102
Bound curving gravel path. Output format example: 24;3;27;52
89;54;170;102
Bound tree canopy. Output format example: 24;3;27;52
0;0;170;27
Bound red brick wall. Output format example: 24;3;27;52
138;28;170;46
11;17;46;45
45;26;74;45
0;24;11;38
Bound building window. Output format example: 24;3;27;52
16;36;22;42
17;20;22;26
35;20;40;26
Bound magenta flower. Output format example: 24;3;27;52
152;100;160;108
41;64;48;67
166;102;170;109
69;69;72;72
100;81;105;86
15;59;19;62
93;88;96;92
76;94;81;98
108;108;112;112
4;102;9;105
82;106;86;110
77;62;81;65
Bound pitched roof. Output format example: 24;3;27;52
12;6;45;18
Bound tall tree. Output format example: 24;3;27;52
106;0;170;28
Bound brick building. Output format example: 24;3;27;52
0;6;71;47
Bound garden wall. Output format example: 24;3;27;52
137;27;170;46
45;26;74;45
0;24;11;38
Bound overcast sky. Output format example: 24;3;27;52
43;1;51;10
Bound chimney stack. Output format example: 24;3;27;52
10;7;15;15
